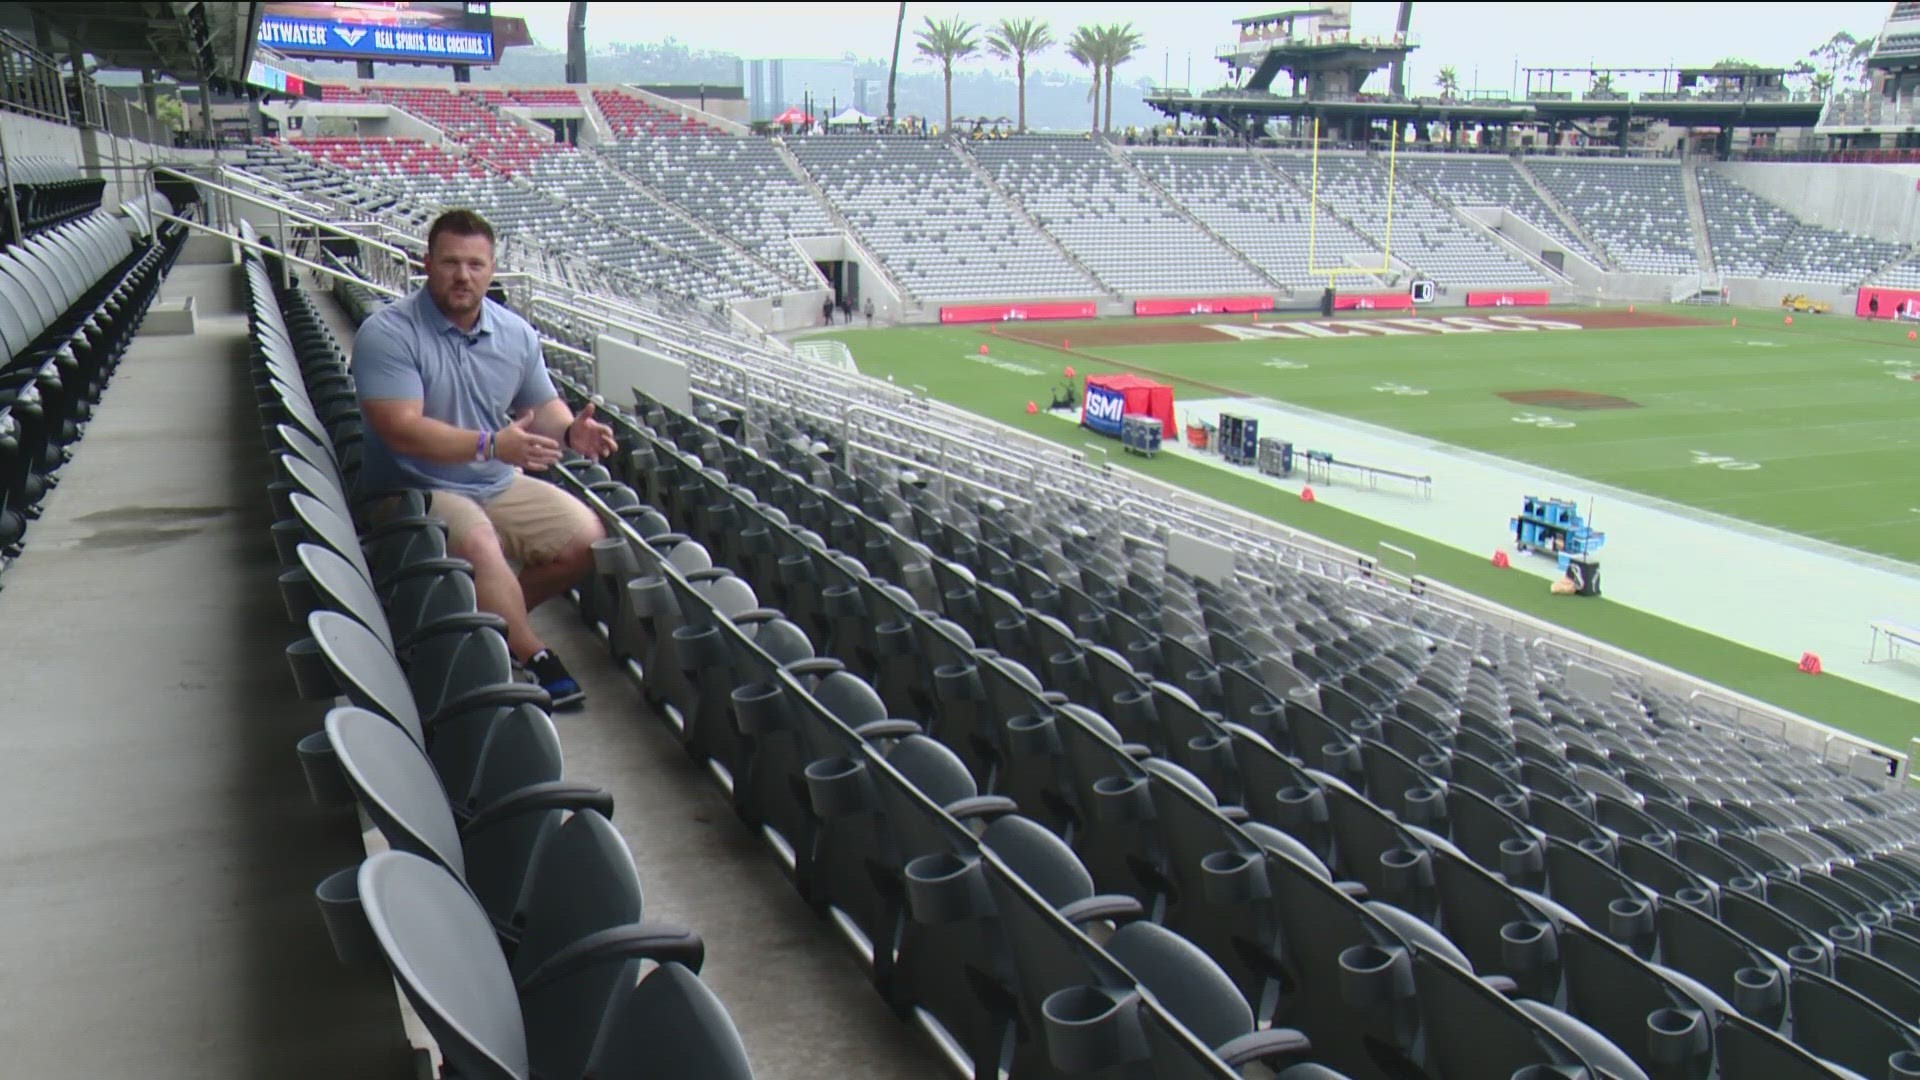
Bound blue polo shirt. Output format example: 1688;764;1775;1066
350;288;557;500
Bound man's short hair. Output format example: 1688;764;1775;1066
427;209;495;253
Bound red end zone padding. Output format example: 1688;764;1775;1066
1332;292;1416;312
1466;290;1552;307
1135;295;1276;317
940;301;1099;324
1082;373;1176;437
1857;286;1920;320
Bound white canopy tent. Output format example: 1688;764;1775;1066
827;107;877;127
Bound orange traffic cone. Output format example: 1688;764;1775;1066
1492;550;1511;569
1027;401;1038;415
1909;330;1917;341
1731;317;1738;327
1785;315;1794;326
1628;304;1635;314
1063;339;1070;350
1799;651;1823;675
1300;486;1316;503
979;344;989;355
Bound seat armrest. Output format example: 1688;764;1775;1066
942;795;1019;822
853;719;923;740
783;658;847;678
1056;894;1145;927
460;780;615;837
516;921;706;995
396;612;509;652
1213;1027;1313;1070
424;682;553;731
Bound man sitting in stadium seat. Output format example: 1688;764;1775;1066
350;208;617;709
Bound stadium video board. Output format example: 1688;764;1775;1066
258;2;496;65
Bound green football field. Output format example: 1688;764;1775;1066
815;305;1920;748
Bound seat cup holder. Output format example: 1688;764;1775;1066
269;518;306;567
1091;775;1153;824
1607;897;1655;955
1338;943;1413;1009
626;575;671;622
670;623;728;673
1498;837;1545;891
295;729;355;808
314;866;381;966
1786;943;1827;972
284;636;339;701
803;756;872;818
1732;965;1783;1026
1006;713;1059;757
1040;985;1148;1073
1200;849;1269;904
592;536;641;577
903;852;989;924
1499;920;1557;979
729;681;786;737
1645;1007;1708;1070
932;662;982;704
277;567;322;625
1401;786;1442;827
1889;1049;1920;1078
1273;784;1327;832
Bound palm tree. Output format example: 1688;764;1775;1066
1435;65;1460;100
914;14;978;134
1098;22;1145;134
986;17;1054;133
1068;25;1102;132
886;2;906;125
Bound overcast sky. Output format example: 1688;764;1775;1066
494;2;1891;93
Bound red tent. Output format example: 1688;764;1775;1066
773;106;814;126
1081;373;1176;438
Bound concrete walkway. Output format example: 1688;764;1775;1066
1066;395;1920;707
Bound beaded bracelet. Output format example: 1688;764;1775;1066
476;430;488;462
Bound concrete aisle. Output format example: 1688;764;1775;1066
0;258;411;1076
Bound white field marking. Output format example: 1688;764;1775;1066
965;353;1044;376
1739;340;1782;347
1262;358;1310;370
1372;382;1428;396
1689;450;1763;471
1511;413;1577;429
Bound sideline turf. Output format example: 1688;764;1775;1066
816;307;1920;747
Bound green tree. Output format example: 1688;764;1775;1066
986;17;1054;133
1435;65;1460;100
1068;25;1102;132
155;94;185;132
886;2;906;124
914;14;978;133
1098;22;1145;134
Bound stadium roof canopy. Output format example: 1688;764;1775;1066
0;2;261;86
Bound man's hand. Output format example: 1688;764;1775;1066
565;402;619;461
493;412;563;472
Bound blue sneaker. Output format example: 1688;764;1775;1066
527;648;586;710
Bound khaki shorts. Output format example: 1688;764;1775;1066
423;474;600;565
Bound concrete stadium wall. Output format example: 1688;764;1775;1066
1720;162;1920;243
2;112;86;161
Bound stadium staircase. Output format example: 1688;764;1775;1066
766;138;915;302
1393;167;1575;286
949;139;1124;299
1681;162;1717;273
585;146;809;291
1101;142;1289;295
1863;236;1920;287
1514;158;1617;270
1254;155;1393;285
578;87;616;144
